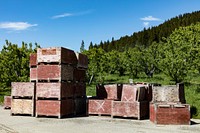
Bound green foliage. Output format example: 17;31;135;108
0;40;39;90
124;48;142;78
159;23;200;83
94;11;200;51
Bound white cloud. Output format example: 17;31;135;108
143;22;149;27
51;10;93;19
0;22;37;31
51;13;73;19
140;16;161;21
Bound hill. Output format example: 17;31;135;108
89;10;200;51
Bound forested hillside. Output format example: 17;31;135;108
88;11;200;52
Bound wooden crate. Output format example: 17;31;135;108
73;68;86;82
74;83;86;98
152;83;186;103
36;99;74;118
96;84;122;100
36;82;74;100
121;84;146;102
4;96;11;109
75;53;88;69
150;102;190;125
11;99;34;116
111;101;149;120
30;67;37;82
74;97;87;116
30;53;37;67
37;64;74;82
11;82;35;98
88;99;112;115
37;47;77;65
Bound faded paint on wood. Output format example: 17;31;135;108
11;82;35;97
37;65;74;81
11;99;34;115
30;53;37;67
96;84;122;100
36;99;74;118
150;102;190;125
152;83;186;103
121;84;146;102
36;82;74;99
30;68;37;81
111;101;149;119
88;99;112;115
37;47;77;65
4;96;11;109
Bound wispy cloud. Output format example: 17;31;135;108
51;13;73;19
143;22;149;27
0;22;37;31
51;10;93;19
140;16;161;21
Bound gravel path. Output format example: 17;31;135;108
0;106;200;133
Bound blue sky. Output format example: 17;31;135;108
0;0;200;52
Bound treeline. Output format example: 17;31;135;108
89;10;200;52
83;23;200;84
0;41;39;90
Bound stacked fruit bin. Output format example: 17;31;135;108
73;53;88;116
35;47;81;118
111;84;150;120
88;84;122;116
150;83;190;125
11;82;35;116
11;47;88;119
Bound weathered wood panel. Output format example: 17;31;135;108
88;99;112;115
37;65;74;81
111;101;149;120
96;84;122;100
75;53;88;69
36;82;74;100
36;99;74;118
150;102;190;125
37;47;77;65
30;53;37;67
4;96;11;109
11;82;35;97
11;99;34;116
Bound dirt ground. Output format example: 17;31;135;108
0;106;200;133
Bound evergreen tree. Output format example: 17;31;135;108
80;40;85;53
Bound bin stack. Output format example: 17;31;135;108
11;82;35;116
10;47;88;119
88;84;123;116
150;83;190;125
111;84;151;119
33;47;88;118
73;53;88;116
88;83;152;119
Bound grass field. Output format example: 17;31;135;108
86;72;200;119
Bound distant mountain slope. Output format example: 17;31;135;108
89;10;200;51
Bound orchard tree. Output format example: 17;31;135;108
83;48;106;84
0;40;39;90
140;42;161;77
159;23;200;83
124;48;142;78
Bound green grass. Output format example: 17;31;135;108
86;72;200;119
